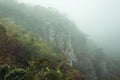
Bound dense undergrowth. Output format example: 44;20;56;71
0;0;120;80
0;19;87;80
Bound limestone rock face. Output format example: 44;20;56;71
40;25;76;65
39;24;110;80
0;1;112;79
93;49;111;80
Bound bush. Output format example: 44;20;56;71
41;70;61;80
4;68;32;80
0;24;6;34
0;64;9;80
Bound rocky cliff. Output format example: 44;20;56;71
0;0;114;80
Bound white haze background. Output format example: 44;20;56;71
18;0;120;55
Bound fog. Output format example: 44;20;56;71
18;0;120;55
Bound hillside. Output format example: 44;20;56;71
0;0;119;80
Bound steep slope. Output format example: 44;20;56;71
0;19;87;80
0;0;118;80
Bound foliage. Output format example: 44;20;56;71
0;64;9;80
0;19;87;80
0;1;91;80
0;19;54;67
41;70;61;80
4;68;31;80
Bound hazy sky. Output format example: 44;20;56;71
18;0;120;55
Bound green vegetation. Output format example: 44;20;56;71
0;0;119;80
0;19;87;80
0;64;9;80
4;69;29;80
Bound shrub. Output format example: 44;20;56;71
4;68;32;80
41;70;61;80
0;64;9;80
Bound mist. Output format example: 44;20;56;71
0;0;120;80
18;0;120;55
